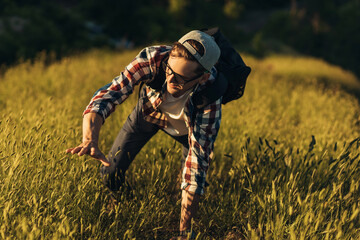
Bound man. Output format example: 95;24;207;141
66;30;221;239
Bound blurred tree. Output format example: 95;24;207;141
0;0;15;14
260;0;360;76
0;0;88;64
224;0;244;19
0;0;358;77
169;0;189;15
290;0;297;15
243;0;289;9
77;0;137;39
330;0;360;75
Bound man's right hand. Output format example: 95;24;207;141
66;112;111;167
66;141;111;167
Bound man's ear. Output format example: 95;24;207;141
199;72;210;84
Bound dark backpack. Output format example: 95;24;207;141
142;27;251;109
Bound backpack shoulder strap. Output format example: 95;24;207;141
138;53;168;98
192;72;227;109
148;53;168;91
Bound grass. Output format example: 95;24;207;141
0;48;359;239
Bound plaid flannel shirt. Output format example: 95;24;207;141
84;46;222;195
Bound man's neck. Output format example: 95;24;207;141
168;86;194;98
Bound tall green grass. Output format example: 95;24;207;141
0;49;359;239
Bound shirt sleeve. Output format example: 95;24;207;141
181;98;222;195
83;46;170;121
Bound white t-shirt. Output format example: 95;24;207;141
159;89;193;136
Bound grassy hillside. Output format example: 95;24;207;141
0;49;359;239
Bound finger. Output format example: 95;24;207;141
90;147;111;167
90;147;97;156
91;149;111;166
78;146;89;156
89;147;104;159
99;158;111;167
70;146;83;154
66;148;74;153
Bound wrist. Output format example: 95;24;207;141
179;229;196;239
82;137;98;144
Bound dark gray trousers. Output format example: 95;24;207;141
101;88;189;191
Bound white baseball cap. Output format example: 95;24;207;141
178;30;221;71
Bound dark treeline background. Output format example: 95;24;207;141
0;0;359;76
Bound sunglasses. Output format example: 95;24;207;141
162;61;204;86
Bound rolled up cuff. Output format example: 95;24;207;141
181;182;204;195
